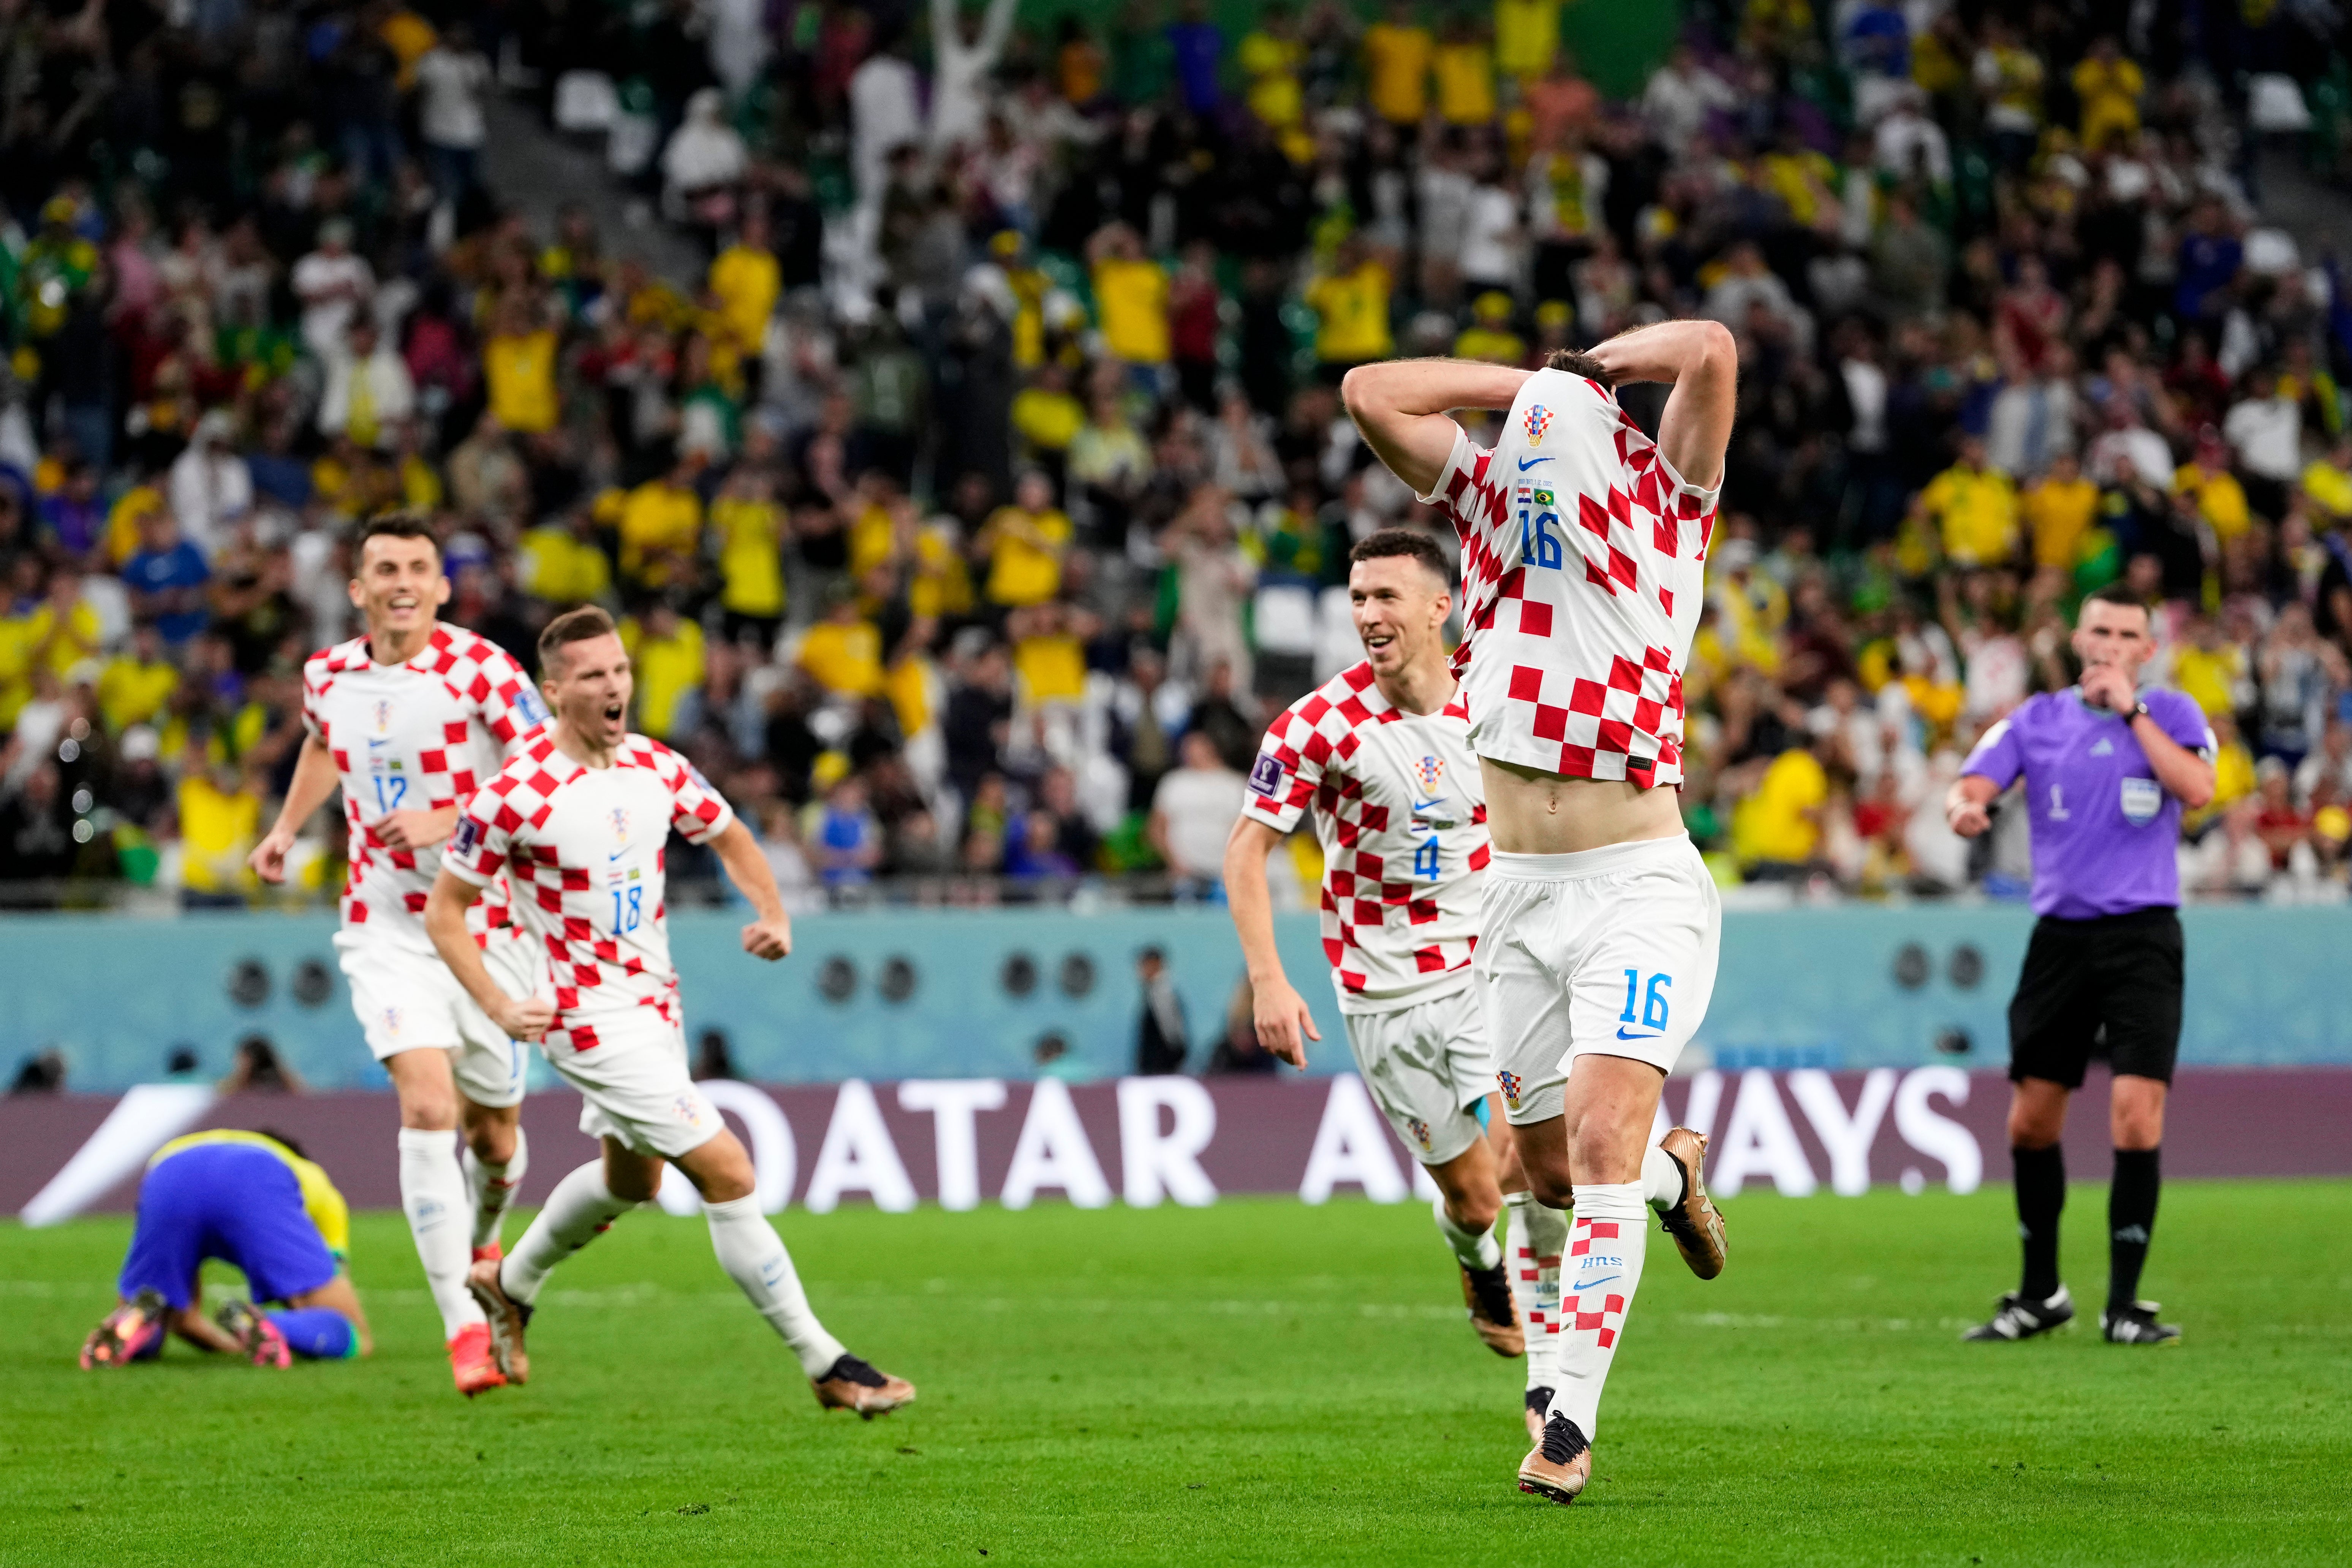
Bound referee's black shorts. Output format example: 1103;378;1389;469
2007;907;2184;1089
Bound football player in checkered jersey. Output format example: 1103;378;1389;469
1343;321;1739;1505
248;515;549;1396
425;607;913;1418
1224;531;1553;1413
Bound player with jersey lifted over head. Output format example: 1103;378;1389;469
249;515;548;1396
426;606;913;1418
1343;321;1738;1504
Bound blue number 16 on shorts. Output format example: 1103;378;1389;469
1618;969;1672;1037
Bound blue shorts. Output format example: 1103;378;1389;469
118;1145;338;1310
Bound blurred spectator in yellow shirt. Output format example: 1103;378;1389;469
1011;363;1086;472
2173;431;2250;541
796;587;885;697
2022;450;2098;570
1362;2;1433;126
1921;436;2020;566
710;466;787;646
1010;602;1088;705
708;212;781;361
1433;11;1496;126
1237;6;1305;129
2070;37;2143;151
176;747;261;902
1730;743;1828;874
2167;611;2247;718
482;298;560;434
2300;434;2352;525
618;599;707;740
977;472;1073;607
1088;225;1170;367
97;622;179;733
519;506;616;606
1452;291;1527;365
1493;0;1558;84
1305;242;1395;372
618;458;704;588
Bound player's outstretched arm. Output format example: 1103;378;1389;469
425;870;554;1041
710;818;793;960
1340;358;1532;498
249;734;343;883
1590;319;1738;491
1221;816;1321;1068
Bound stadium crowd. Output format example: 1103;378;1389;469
0;0;2350;910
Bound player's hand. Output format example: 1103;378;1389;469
375;806;456;853
1946;794;1991;838
491;994;555;1043
741;914;792;960
1251;975;1321;1069
2080;663;2137;714
248;826;298;884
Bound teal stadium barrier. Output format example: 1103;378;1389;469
3;903;2347;1093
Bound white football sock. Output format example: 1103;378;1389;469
1431;1193;1504;1272
1506;1192;1569;1395
462;1126;528;1253
704;1194;847;1378
1642;1142;1686;1212
1546;1183;1648;1445
502;1159;634;1306
397;1128;482;1339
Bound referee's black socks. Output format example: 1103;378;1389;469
2107;1147;2161;1312
2013;1144;2065;1302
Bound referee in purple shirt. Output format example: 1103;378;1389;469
1944;584;2218;1347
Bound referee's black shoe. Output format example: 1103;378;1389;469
1962;1285;2075;1341
2101;1301;2181;1345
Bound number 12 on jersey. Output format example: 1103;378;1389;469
1518;489;1563;570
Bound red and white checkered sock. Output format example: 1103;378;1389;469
1506;1192;1568;1395
462;1127;528;1253
1545;1183;1648;1445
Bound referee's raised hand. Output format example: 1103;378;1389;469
2078;660;2138;713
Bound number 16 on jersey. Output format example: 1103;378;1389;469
1518;487;1563;571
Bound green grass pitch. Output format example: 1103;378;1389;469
2;1182;2347;1566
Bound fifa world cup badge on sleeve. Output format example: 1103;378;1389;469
454;816;482;855
1248;754;1286;798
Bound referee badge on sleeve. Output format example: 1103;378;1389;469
2120;777;2162;825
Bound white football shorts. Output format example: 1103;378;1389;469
335;927;539;1108
1340;982;1494;1165
549;1012;725;1162
1476;834;1721;1126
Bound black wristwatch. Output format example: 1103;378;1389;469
2127;699;2150;722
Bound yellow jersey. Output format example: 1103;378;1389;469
1093;257;1170;365
1363;23;1433;123
711;497;786;617
1305;262;1394;364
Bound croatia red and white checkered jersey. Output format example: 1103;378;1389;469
1241;661;1490;1011
441;731;734;1055
1423;367;1720;788
301;624;548;949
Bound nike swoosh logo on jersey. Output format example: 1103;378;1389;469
1615;1027;1663;1041
1411;796;1447;812
1517;456;1553;470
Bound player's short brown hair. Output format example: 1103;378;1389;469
1545;348;1618;387
353;512;440;560
2081;582;2153;621
1349;528;1452;589
539;604;618;672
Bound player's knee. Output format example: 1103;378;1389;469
462;1110;520;1164
397;1089;459;1131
